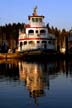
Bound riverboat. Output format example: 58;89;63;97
18;6;57;60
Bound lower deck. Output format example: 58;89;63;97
18;39;57;52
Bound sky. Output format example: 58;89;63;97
0;0;72;30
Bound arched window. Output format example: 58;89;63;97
20;42;23;51
42;41;47;48
40;30;46;34
28;30;34;34
42;41;47;43
24;41;27;45
37;41;40;43
20;42;23;46
29;41;35;45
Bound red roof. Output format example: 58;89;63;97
25;24;31;28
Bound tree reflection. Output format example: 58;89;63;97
0;59;19;80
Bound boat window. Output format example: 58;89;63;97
42;41;47;43
29;41;35;44
32;18;34;22
28;30;34;34
36;30;38;33
32;18;36;22
48;40;55;44
36;18;38;22
39;18;42;22
20;42;23;46
37;41;40;43
32;18;39;22
40;30;46;34
24;41;27;45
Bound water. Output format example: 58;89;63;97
0;59;72;108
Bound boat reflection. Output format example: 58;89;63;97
0;59;72;82
19;61;58;104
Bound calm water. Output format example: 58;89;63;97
0;59;72;108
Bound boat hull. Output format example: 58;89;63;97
19;49;57;61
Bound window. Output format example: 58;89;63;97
32;18;39;22
29;41;33;44
32;18;34;22
28;30;34;34
37;41;40;43
39;18;42;22
36;30;38;33
24;41;27;45
29;41;35;45
42;41;47;43
48;40;55;44
40;30;46;34
32;18;36;22
20;42;22;46
36;18;38;22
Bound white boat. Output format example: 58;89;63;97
18;7;57;59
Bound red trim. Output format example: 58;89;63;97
18;38;55;41
25;24;31;28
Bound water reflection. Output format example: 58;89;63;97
0;59;72;107
66;60;72;77
18;61;59;105
0;59;19;81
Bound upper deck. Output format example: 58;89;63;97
27;6;45;28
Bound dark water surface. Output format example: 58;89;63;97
0;59;72;108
